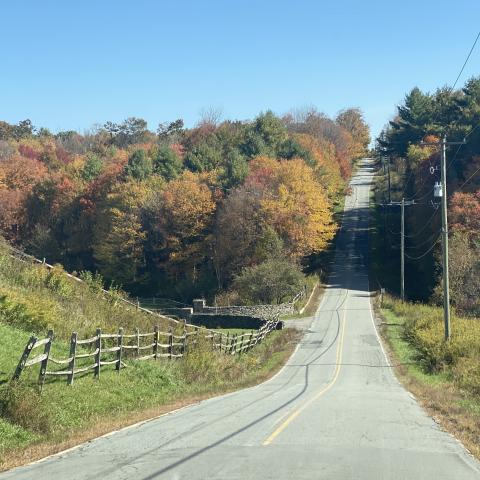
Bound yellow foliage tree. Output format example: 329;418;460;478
93;180;153;285
248;157;336;257
294;133;345;199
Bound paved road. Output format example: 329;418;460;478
3;159;480;479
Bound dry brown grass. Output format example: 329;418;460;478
1;329;299;471
375;300;480;461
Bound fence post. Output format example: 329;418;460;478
116;327;123;371
38;330;53;390
226;332;230;354
135;328;140;357
153;325;159;360
238;334;244;354
12;336;37;381
249;330;255;350
211;332;215;350
182;321;187;355
168;327;173;359
67;332;77;386
94;328;101;379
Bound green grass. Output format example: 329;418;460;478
0;241;299;468
0;418;37;454
378;297;480;459
380;305;449;387
213;328;250;335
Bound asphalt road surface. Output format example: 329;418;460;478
3;159;480;479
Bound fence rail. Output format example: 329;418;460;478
7;245;300;389
12;316;282;388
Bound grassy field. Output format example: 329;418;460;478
0;241;300;470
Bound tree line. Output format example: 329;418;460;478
376;77;480;315
0;108;369;304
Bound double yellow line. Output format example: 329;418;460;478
262;294;348;446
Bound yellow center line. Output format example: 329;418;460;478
262;297;348;446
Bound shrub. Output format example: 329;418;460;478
233;258;305;304
383;295;480;394
45;266;75;298
0;383;54;434
0;288;59;333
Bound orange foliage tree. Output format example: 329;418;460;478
247;157;336;257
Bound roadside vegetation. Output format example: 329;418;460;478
377;295;480;459
376;76;480;309
0;321;298;470
370;160;480;458
0;242;299;469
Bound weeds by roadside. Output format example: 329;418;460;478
376;295;480;460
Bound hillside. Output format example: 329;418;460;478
0;109;369;303
0;242;297;469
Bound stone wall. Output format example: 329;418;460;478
192;299;296;322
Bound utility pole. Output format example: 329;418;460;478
440;136;450;341
420;135;465;341
384;198;415;302
387;157;392;204
401;197;405;302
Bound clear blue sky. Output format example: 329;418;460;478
1;0;479;141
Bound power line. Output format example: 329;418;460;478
405;235;441;260
452;30;480;90
404;208;439;238
458;164;480;190
405;186;435;203
422;30;480;139
406;230;441;250
446;122;480;172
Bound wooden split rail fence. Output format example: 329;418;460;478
13;325;196;388
208;318;280;354
6;245;297;388
12;316;281;388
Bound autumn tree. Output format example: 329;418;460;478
213;185;265;286
93;181;153;287
248;157;336;256
336;108;370;158
144;171;217;295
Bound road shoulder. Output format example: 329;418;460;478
372;297;480;462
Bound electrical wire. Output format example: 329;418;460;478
403;208;439;238
405;186;435;203
458;164;480;190
446;122;480;172
406;230;441;250
452;30;480;90
405;235;441;260
421;30;480;140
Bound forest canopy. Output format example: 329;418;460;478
0;109;370;302
376;77;480;315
